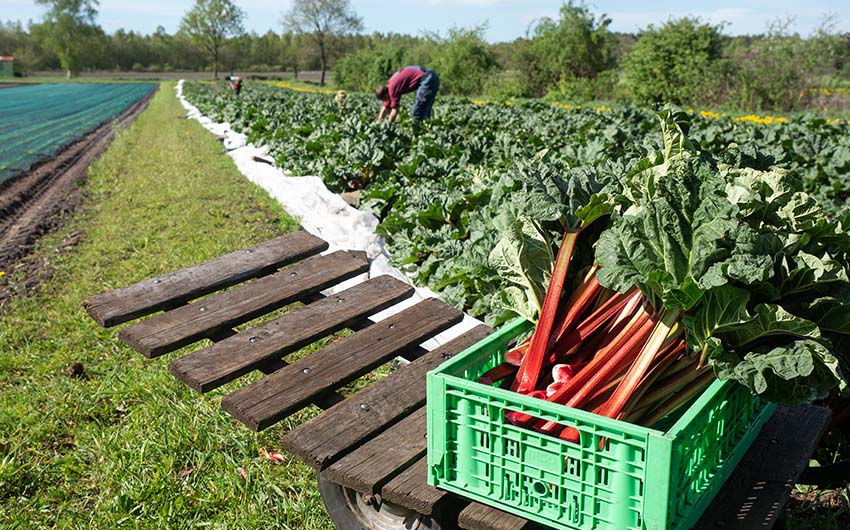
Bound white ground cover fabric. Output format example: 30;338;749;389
176;81;483;350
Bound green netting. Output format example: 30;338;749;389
0;83;155;183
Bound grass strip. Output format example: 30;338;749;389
0;82;338;529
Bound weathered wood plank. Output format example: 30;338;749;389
458;503;533;530
693;404;831;530
221;298;463;431
281;325;493;470
168;275;414;393
380;458;448;516
324;407;426;494
118;251;369;358
84;232;327;327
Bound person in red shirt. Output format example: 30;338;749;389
375;66;440;123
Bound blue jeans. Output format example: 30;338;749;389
412;68;439;120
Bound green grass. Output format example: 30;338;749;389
0;82;338;529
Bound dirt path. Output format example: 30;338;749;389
0;86;157;307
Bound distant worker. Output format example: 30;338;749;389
375;66;440;123
227;74;242;96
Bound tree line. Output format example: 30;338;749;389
3;0;849;111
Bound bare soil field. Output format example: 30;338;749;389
0;86;156;307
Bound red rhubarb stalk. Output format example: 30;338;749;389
511;230;580;394
598;309;682;420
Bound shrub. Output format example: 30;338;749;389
547;69;621;102
517;1;615;97
431;26;499;96
333;43;406;92
623;17;728;105
727;19;818;111
483;70;530;99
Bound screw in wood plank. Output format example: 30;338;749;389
388;323;396;329
249;337;258;343
199;306;208;312
302;367;312;374
359;403;370;412
336;297;345;303
152;279;161;284
289;271;297;277
245;249;254;254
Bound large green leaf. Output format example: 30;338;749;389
488;212;554;321
713;339;845;404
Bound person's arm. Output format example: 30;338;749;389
387;108;399;123
377;106;389;123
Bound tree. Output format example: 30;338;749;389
180;0;245;79
34;0;100;78
283;0;363;86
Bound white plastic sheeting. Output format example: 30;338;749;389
175;81;484;350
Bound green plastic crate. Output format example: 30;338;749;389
427;318;776;530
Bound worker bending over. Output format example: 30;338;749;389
375;66;440;123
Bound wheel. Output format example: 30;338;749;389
317;474;445;530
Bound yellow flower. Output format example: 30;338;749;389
699;110;722;120
272;80;333;94
595;105;609;112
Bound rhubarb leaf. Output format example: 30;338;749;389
713;339;846;404
714;304;822;349
489;212;554;322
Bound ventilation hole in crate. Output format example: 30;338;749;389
638;479;643;496
532;480;549;497
479;431;491;449
596;466;610;486
564;456;581;478
570;495;581;524
504;439;520;457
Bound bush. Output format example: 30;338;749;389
431;26;499;96
547;69;620;102
517;1;614;97
623;17;728;105
483;70;530;99
727;20;817;111
333;43;406;92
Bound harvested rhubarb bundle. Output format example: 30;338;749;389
487;110;850;437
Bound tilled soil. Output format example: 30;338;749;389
0;86;156;308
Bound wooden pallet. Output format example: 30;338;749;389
84;231;831;530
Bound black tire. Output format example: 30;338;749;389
317;474;446;530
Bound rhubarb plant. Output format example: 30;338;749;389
491;110;850;436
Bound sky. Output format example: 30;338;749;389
3;0;849;42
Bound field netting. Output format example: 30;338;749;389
0;83;155;183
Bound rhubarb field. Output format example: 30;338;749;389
182;82;850;334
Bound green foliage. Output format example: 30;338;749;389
430;27;499;96
727;19;816;111
517;1;615;97
547;69;620;102
483;70;530;99
332;42;406;92
623;17;730;105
